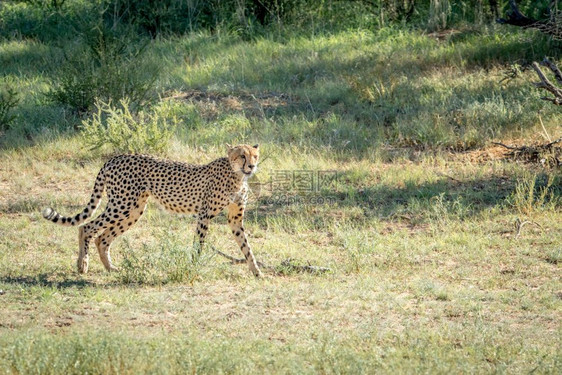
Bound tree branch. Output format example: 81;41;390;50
492;142;518;150
532;61;562;105
541;58;562;85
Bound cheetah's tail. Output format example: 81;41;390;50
42;168;106;227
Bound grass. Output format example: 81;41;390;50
1;142;560;373
0;17;561;374
2;26;561;151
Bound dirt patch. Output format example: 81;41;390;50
492;139;561;167
458;145;511;163
445;139;562;167
428;29;462;41
165;90;297;118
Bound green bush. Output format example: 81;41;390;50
105;0;375;36
47;22;159;113
0;84;20;131
0;1;99;41
81;99;176;154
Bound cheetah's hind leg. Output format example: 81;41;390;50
93;192;149;272
77;226;89;274
95;230;119;272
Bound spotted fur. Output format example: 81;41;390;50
42;144;262;277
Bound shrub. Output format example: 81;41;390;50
81;99;176;154
47;23;159;113
0;85;20;131
0;1;68;40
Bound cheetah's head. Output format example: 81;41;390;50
227;144;259;176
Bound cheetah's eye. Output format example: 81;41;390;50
240;155;246;160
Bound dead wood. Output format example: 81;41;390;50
497;0;562;40
514;218;544;239
541;58;562;85
532;59;562;105
492;138;562;167
497;0;538;27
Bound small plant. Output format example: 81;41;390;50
117;232;210;285
507;173;560;215
0;85;20;131
545;248;561;265
428;0;451;31
340;231;372;274
427;193;470;223
81;99;176;154
415;279;450;301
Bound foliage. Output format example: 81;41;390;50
428;0;452;31
81;99;176;154
167;28;557;151
46;22;159;113
97;0;379;37
1;0;558;42
0;84;20;131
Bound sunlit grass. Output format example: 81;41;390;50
2;26;561;151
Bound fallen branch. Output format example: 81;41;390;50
212;246;331;275
514;218;544;239
492;141;519;150
541;58;562;85
492;138;562;167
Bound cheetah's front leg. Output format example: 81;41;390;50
227;202;262;277
195;207;221;253
196;212;210;254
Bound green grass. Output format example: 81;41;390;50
0;15;561;375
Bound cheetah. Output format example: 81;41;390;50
42;144;263;277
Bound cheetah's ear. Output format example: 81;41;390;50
227;144;237;159
253;144;259;149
